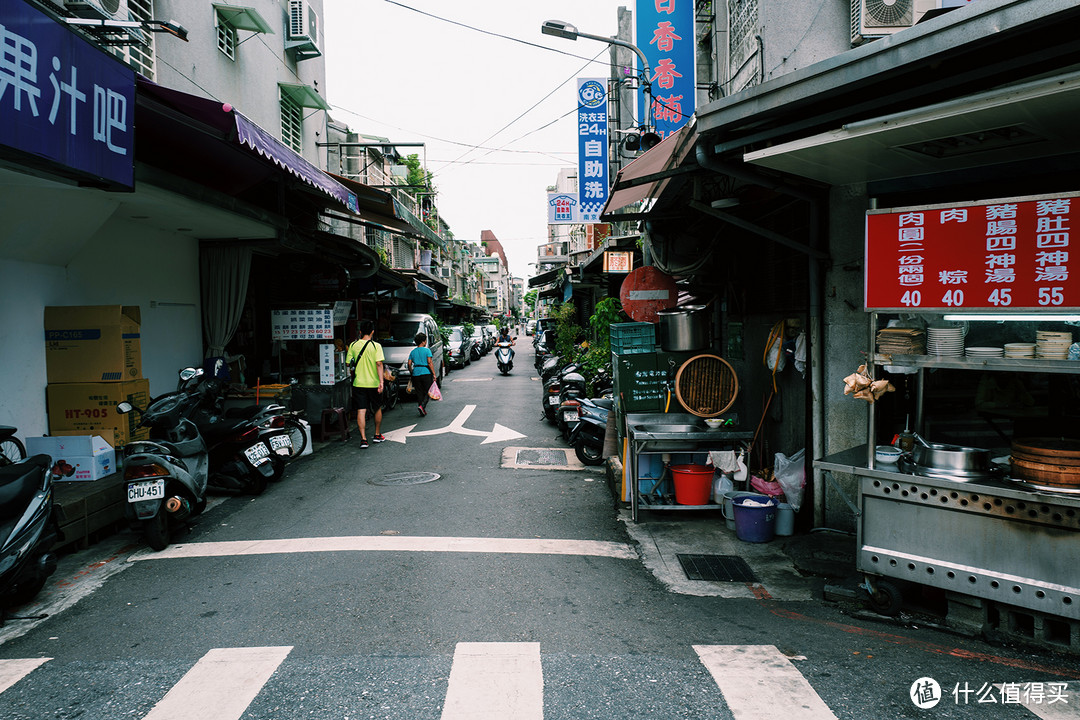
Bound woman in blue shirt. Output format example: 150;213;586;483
408;332;437;416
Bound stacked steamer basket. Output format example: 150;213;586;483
1036;331;1072;359
1004;343;1036;359
926;326;964;357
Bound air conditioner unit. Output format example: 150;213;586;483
64;0;124;20
438;268;452;279
287;0;321;58
851;0;940;45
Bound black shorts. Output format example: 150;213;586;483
352;386;381;413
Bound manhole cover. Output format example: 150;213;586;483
515;449;569;466
369;472;441;486
676;554;759;582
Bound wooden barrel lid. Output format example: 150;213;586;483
674;354;738;418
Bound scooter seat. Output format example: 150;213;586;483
199;418;251;440
593;398;615;410
0;455;48;523
224;406;261;420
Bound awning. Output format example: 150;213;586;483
329;173;424;237
413;279;437;299
600;122;700;220
136;78;355;211
278;82;330;110
213;4;273;33
528;267;563;288
744;69;1080;186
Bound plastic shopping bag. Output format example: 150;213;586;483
774;448;806;511
428;380;442;401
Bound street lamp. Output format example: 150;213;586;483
541;20;658;149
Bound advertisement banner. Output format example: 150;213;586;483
865;193;1080;311
636;0;695;140
547;192;581;224
576;78;609;223
0;0;135;187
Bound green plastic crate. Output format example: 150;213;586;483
610;322;657;355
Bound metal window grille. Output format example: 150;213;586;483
120;0;155;80
280;91;302;153
727;0;759;92
216;16;237;60
392;237;414;269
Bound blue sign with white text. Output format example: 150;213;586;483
0;0;135;187
636;0;695;140
576;78;609;223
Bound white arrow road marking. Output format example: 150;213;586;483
128;535;639;562
384;405;524;445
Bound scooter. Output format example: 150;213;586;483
117;369;210;551
556;370;589;440
495;338;515;375
569;396;614;466
0;454;60;612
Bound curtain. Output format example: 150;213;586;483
201;245;252;357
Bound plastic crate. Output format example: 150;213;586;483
610;322;657;355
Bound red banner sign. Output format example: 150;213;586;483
865;193;1080;311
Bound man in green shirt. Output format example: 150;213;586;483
346;319;385;448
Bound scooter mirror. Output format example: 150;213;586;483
116;401;133;414
179;367;199;381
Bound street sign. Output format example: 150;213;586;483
619;266;677;322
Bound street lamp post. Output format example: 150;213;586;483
541;20;656;145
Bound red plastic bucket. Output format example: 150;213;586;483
671;464;713;505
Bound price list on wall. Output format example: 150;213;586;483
865;193;1080;311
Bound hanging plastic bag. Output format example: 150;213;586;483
773;448;806;511
428;380;442;401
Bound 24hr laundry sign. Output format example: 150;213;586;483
0;0;135;187
576;78;609;223
864;193;1080;310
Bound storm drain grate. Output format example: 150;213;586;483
514;449;570;467
369;472;441;486
676;554;759;583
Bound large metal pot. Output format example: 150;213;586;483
912;442;991;473
657;305;708;352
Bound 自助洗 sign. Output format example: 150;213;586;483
865;193;1080;311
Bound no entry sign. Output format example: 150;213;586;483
620;266;677;322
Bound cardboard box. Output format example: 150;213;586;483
25;435;116;482
46;379;150;446
45;305;142;383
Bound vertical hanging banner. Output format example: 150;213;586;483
576;78;609;223
636;0;696;140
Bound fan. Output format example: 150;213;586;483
674;354;739;418
863;0;914;27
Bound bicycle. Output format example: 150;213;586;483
0;427;26;467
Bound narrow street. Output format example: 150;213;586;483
0;346;1078;719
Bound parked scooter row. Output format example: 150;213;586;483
117;366;300;551
534;339;613;467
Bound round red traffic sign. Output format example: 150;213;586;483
619;266;677;322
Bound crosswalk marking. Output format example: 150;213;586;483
128;535;638;562
694;645;837;719
441;642;543;720
141;646;293;720
1024;682;1080;719
0;658;49;693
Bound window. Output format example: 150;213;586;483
121;0;155;79
280;89;302;153
216;15;238;60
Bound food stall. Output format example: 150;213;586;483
816;193;1080;628
267;302;354;421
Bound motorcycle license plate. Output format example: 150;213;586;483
548;396;560;405
127;479;165;503
244;442;271;466
563;410;579;423
269;434;293;455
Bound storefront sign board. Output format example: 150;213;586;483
865;193;1080;311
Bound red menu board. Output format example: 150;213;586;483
865;193;1080;311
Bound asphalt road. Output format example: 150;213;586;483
1;344;1079;719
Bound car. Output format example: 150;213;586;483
526;320;537;336
484;324;499;352
381;313;445;397
446;326;476;368
470;326;489;358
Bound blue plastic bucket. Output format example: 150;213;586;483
733;496;778;543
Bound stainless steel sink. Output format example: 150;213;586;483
632;423;704;435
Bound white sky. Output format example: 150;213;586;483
323;0;633;281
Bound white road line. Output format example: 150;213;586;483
0;658;49;693
1023;682;1080;719
142;646;292;720
441;642;543;720
694;645;837;720
129;535;639;562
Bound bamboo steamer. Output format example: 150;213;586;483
673;354;738;418
1011;437;1080;488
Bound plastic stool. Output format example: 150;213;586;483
318;407;350;442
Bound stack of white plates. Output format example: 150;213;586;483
1004;342;1036;359
965;346;1003;358
927;327;964;357
1037;331;1072;359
